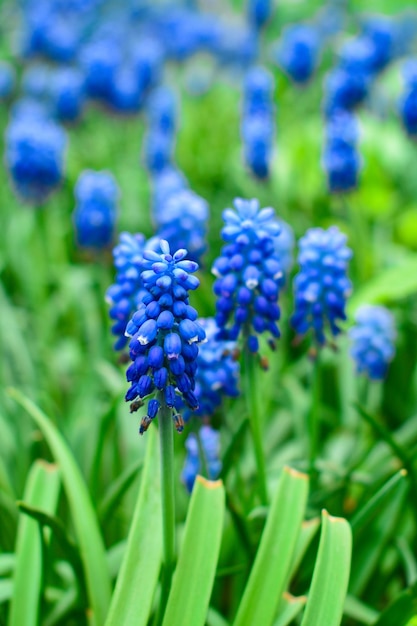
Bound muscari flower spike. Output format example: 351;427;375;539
6;113;66;205
322;111;361;193
182;318;239;421
124;240;206;434
273;24;321;85
106;232;148;351
349;304;396;380
399;60;417;138
182;425;222;493
241;66;275;180
212;198;283;354
291;226;352;345
73;170;119;249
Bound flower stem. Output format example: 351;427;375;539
308;352;321;484
157;395;176;622
243;347;268;505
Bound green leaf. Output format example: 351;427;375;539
8;460;60;626
8;388;112;626
344;595;379;625
372;580;417;626
348;256;417;314
289;517;321;580
98;458;142;525
233;466;309;626
162;476;225;626
0;579;12;604
300;510;352;626
274;593;307;626
105;426;162;626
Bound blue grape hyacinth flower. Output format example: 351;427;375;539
73;170;119;249
212;198;283;353
182;318;239;420
322;111;361;193
241;67;275;180
182;425;222;492
291;226;352;345
106;232;148;351
124;240;206;434
273;24;320;85
6;114;66;205
247;0;272;30
152;189;209;264
349;305;396;380
399;60;417;138
51;67;85;122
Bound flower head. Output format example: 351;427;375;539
399;60;417;138
6;113;66;205
291;226;352;345
349;305;396;379
273;24;320;85
51;67;85;122
106;232;148;351
124;240;206;433
212;198;283;353
73;170;119;249
182;425;222;492
322;111;361;193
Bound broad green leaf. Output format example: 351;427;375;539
98;458;142;524
9;389;112;626
350;470;408;534
348;256;417;314
344;595;379;625
0;579;12;604
44;587;78;626
274;593;307;626
105;426;162;626
233;466;309;626
289;517;321;580
372;581;417;626
207;607;230;626
8;460;60;626
300;510;352;626
162;476;225;626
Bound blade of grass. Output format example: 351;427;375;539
98;458;142;524
344;595;379;625
300;510;352;626
162;477;225;626
9;388;112;626
8;460;60;626
274;593;307;626
289;517;321;580
105;426;162;626
233;466;309;626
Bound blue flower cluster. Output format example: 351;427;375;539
322;111;361;193
106;232;148;351
273;24;321;85
212;198;283;353
5;110;66;205
51;67;86;122
124;240;206;433
182;425;221;492
0;62;16;100
349;305;396;379
73;170;119;249
247;0;272;30
183;318;239;420
144;87;177;174
241;67;275;180
399;60;417;138
291;226;352;345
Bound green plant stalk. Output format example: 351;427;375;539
243;347;268;506
308;353;321;482
158;394;176;621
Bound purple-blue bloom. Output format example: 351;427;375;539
106;232;149;351
349;305;396;380
212;198;283;353
50;67;85;122
322;111;361;193
73;170;119;249
247;0;272;30
399;60;417;138
182;425;222;492
6;113;66;205
241;66;275;180
291;226;352;345
273;24;320;85
124;240;206;433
